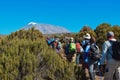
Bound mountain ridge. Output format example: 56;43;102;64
22;22;70;34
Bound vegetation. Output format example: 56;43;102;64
75;23;120;49
94;23;120;49
0;28;76;80
0;23;120;80
75;26;96;43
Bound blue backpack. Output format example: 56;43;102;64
47;38;55;45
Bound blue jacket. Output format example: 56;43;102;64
82;40;91;63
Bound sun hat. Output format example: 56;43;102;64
84;33;91;39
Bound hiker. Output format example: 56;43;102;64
68;37;76;62
46;37;52;45
53;39;59;49
82;33;100;80
64;38;70;56
82;33;91;69
89;36;101;80
75;40;84;65
100;31;120;80
82;33;91;79
55;40;62;53
46;37;55;48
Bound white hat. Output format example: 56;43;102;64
84;33;91;39
55;39;58;42
70;37;74;40
70;37;74;42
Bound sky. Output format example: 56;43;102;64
0;0;120;34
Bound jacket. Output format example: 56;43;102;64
100;38;116;65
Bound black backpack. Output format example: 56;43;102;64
111;41;120;60
90;44;101;60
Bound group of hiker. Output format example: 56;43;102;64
46;31;120;80
46;37;62;53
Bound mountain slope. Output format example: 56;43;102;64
23;22;70;34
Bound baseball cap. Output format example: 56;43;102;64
107;31;114;38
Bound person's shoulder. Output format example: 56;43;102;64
104;40;109;44
103;40;111;47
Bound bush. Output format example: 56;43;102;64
0;28;77;80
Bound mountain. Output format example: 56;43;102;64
22;22;70;34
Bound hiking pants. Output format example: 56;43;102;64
76;52;80;64
104;59;120;80
68;51;76;62
88;58;97;80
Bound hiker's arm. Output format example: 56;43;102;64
100;42;108;65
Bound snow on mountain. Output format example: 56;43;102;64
22;22;70;34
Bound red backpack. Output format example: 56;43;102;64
76;42;81;52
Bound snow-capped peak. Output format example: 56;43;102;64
23;22;70;34
28;22;37;25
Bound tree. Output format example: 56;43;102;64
75;26;96;43
95;23;111;39
94;23;111;49
111;25;120;40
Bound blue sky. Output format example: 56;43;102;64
0;0;120;34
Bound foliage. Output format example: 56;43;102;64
111;25;120;40
75;26;96;43
0;23;120;80
0;28;76;80
94;23;120;49
75;23;120;50
94;23;111;49
7;27;43;41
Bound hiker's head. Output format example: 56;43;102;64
55;39;58;42
107;31;114;39
75;39;79;43
84;33;91;40
70;37;74;42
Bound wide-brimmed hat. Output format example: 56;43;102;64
84;33;91;39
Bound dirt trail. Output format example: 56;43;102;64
95;75;104;80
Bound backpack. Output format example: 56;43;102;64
76;43;81;52
111;41;120;60
69;43;76;52
53;42;58;48
47;39;51;45
90;43;101;60
47;38;55;45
